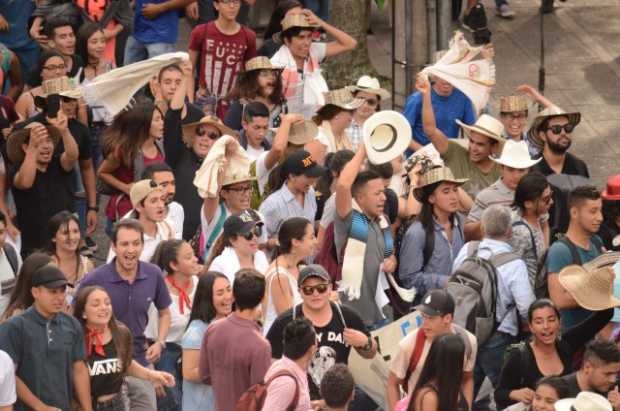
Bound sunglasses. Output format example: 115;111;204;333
546;124;575;135
241;225;262;241
362;98;378;107
196;125;221;140
300;283;329;296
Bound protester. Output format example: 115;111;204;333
546;186;604;331
495;298;613;410
199;268;271;411
207;210;270;281
344;75;390;151
259;0;303;58
0;266;93;411
398;166;467;295
387;290;476;411
320;364;356;411
263;217;317;334
0;252;51;321
142;162;185;240
262;317;316;410
271;11;357;119
78;219;172;411
465;140;541;240
74;285;176;411
155;63;202;123
517;376;569;411
599;174;620;252
188;0;257;118
259;149;322;238
182;271;233;411
235;101;272;160
41;17;83;77
452;205;535;408
0;213;21;317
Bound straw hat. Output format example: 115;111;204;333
527;105;581;150
288;120;319;146
363;110;411;165
558;265;620;311
244;56;284;72
413;165;468;201
317;88;364;113
347;75;391;100
602;174;620;201
499;95;528;113
554;392;612;411
582;252;620;271
6;124;62;164
181;116;236;146
220;159;256;187
40;76;83;99
273;14;319;43
491;140;541;169
455;114;505;143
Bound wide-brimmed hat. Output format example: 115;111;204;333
363;110;411;165
346;75;390;100
558;265;620;311
6;123;62;164
602;174;620;201
499;95;528;113
555;392;612;411
491;140;541;169
244;56;284;72
273;14;319;44
41;76;83;99
316;88;364;113
582;252;620;271
181;116;236;146
220;159;256;187
455;114;505;143
527;105;581;150
413;165;468;201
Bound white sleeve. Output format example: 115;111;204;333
0;351;16;406
320;196;336;228
256;151;274;195
315;127;330;149
311;42;327;63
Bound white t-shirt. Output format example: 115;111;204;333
166;201;185;240
107;214;173;263
246;144;265;162
208;246;270;284
319;195;336;229
0;350;16;407
256;151;276;195
0;249;17;317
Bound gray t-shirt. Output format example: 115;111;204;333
334;211;385;326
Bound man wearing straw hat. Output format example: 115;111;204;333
465;140;541;240
270;10;357;119
417;75;505;201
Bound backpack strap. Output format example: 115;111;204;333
467;241;481;257
263;370;300;411
512;220;538;262
558;237;582;266
402;328;427;392
331;302;348;328
489;252;521;268
3;244;18;275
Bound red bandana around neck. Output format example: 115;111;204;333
166;276;192;314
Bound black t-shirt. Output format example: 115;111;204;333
18;114;92;161
559;372;609;398
10;156;74;255
533;152;589;178
266;302;369;399
88;340;124;401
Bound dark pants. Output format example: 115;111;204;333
473;331;515;411
155;343;183;411
95;393;126;411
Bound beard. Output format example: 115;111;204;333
546;137;572;154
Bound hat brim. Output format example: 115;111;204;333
363;111;412;165
558;265;620;311
302;164;324;178
415;304;443;317
602;191;620;201
413;178;468;202
347;85;391;100
554;398;574;411
40;279;70;289
299;272;331;284
491;156;542;169
182;119;237;145
284;120;319;146
455;119;504;143
7;126;62;164
527;112;581;150
317;99;364;113
222;175;258;187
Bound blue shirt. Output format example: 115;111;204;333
403;88;476;148
452;238;535;336
398;216;465;295
0;0;38;51
134;0;179;44
259;183;317;238
182;319;214;411
78;260;172;365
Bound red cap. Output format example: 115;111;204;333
602;174;620;201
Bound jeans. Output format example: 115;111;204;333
304;0;330;21
75;197;87;234
155;343;182;411
125;375;157;411
473;331;515;411
124;36;176;65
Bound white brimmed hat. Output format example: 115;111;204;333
456;114;505;143
558;265;620;311
555;392;612;411
363;110;411;165
528;105;581;150
347;75;390;100
491;140;541;169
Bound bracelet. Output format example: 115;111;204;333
88;206;99;212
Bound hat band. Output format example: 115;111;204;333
469;124;500;140
370;124;397;152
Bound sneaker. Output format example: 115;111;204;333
85;236;98;252
496;4;515;18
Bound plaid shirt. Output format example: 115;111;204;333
346;119;363;151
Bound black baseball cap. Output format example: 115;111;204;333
223;209;263;237
282;150;323;178
416;289;455;317
298;264;331;285
31;265;69;289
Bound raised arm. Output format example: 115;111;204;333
335;144;366;219
417;74;450;155
48;113;79;172
302;10;357;58
263;113;303;171
516;84;555;111
13;125;47;190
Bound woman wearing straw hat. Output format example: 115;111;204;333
224;56;286;132
345;75;390;151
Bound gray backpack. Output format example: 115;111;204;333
446;242;520;346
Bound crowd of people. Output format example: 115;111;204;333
0;1;619;411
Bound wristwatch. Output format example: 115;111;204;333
361;335;373;352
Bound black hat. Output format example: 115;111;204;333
31;265;69;289
298;264;331;284
416;289;455;317
282;150;323;179
223;209;263;237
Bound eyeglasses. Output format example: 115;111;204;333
546;124;575;135
43;64;66;71
300;283;329;296
196;125;220;140
217;0;241;4
242;225;262;241
362;98;378;107
225;185;252;194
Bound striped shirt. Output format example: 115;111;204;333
467;178;514;223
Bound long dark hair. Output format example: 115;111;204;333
534;376;569;400
1;253;52;320
151;239;186;275
204;231;236;269
271;217;312;296
408;334;465;411
416;182;457;257
316;149;354;199
76;22;105;67
102;100;160;167
263;0;303;40
603;199;620;228
187;271;230;327
46;211;82;280
513;172;550;213
74;286;133;375
227;69;285;105
527;298;561;323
